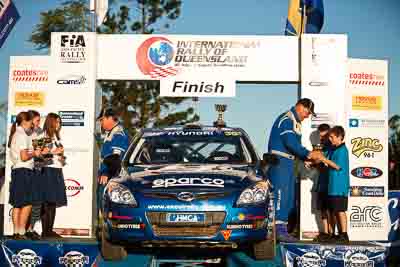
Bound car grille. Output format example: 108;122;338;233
146;211;226;237
143;192;230;200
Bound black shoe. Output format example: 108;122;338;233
313;232;332;242
336;232;349;243
43;231;63;239
25;231;41;240
13;234;28;240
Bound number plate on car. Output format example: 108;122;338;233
166;213;205;223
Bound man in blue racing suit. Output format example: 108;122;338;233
267;98;321;239
96;108;129;227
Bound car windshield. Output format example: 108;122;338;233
127;130;257;165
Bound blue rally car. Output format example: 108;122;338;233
100;124;276;260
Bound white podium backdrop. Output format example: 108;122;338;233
3;32;100;237
300;34;348;240
299;38;389;241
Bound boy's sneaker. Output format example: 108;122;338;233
336;232;349;243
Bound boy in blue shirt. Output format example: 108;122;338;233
327;126;350;243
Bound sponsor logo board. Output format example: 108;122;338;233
350;205;383;229
64;179;84;197
60;34;86;63
57;75;86;85
349;72;385;86
349;118;385;128
352;96;382;111
12;69;48;82
351;167;383;179
350;186;384;197
59;111;85;126
14;91;45;107
350;137;383;158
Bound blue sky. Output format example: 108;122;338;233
0;0;399;154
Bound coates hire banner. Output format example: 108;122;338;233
0;0;19;48
347;59;389;241
97;34;299;82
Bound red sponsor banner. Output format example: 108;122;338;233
12;69;48;82
349;72;385;86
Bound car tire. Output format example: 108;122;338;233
101;224;128;261
253;220;276;261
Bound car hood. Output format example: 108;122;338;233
114;164;263;191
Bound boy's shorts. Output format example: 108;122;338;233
316;192;328;211
327;196;348;212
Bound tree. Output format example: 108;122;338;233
389;115;400;189
30;0;198;136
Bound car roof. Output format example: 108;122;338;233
141;125;245;134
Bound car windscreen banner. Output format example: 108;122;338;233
280;243;386;267
0;240;99;267
0;0;19;48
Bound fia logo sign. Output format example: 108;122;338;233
61;35;86;47
60;34;86;63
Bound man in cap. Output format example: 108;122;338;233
96;108;129;229
266;98;322;240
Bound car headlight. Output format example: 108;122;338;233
106;182;137;206
237;181;269;206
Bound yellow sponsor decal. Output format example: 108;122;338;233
352;95;382;111
351;137;383;158
224;131;241;136
14;91;45;107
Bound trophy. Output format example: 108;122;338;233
32;137;54;168
313;143;324;152
214;104;227;128
54;141;67;166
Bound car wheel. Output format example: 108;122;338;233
101;224;128;261
253;220;276;261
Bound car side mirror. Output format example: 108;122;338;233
262;153;279;166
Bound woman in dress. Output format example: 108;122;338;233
40;113;67;238
8;111;41;239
